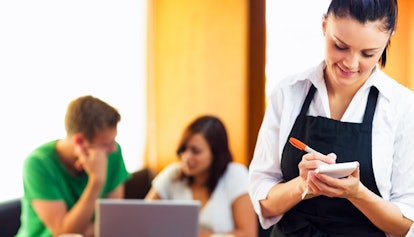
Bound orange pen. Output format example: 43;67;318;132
289;137;318;199
289;137;317;153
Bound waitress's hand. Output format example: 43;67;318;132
306;162;361;199
298;152;337;199
298;152;337;182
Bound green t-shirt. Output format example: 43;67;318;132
16;140;131;237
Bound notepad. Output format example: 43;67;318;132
315;161;358;178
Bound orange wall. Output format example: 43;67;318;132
145;0;249;173
383;0;414;90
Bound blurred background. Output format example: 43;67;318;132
1;0;412;202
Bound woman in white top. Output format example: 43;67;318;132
146;115;257;237
407;225;414;237
249;0;414;236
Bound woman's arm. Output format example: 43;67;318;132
230;194;258;237
106;184;124;199
144;187;161;200
260;152;336;218
348;183;412;236
308;169;413;236
198;194;259;237
259;177;306;218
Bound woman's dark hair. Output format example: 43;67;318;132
326;0;398;67
176;115;232;194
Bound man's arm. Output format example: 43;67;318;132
106;184;125;199
32;144;109;236
32;174;104;236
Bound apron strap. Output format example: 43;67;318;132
363;86;379;124
299;84;316;116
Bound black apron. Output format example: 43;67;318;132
271;85;385;237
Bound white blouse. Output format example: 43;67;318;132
407;224;414;237
152;162;249;233
248;61;414;232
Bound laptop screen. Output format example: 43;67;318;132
95;199;200;237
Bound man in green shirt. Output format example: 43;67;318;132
16;95;130;237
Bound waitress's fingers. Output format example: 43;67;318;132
312;152;337;164
307;172;343;197
349;163;360;178
325;153;337;164
298;155;320;180
310;167;362;198
306;171;323;194
301;152;335;163
298;157;317;171
299;152;335;169
298;153;336;181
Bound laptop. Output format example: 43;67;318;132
95;199;200;237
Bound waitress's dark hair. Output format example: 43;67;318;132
326;0;398;67
176;115;232;194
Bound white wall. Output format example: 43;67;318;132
266;0;331;96
0;0;147;201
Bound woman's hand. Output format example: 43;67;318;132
198;229;213;237
307;163;363;199
298;152;337;199
298;152;337;183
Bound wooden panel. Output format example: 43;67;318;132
146;0;249;172
247;0;266;162
383;0;414;90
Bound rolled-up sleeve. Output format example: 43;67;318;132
388;89;414;221
248;87;287;229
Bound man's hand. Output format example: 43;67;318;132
74;144;108;184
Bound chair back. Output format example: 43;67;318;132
0;198;21;237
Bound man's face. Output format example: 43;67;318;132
86;127;118;154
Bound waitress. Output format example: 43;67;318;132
248;0;414;236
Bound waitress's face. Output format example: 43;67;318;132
179;133;213;177
322;14;391;88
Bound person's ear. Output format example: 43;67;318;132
322;13;327;36
73;133;85;146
